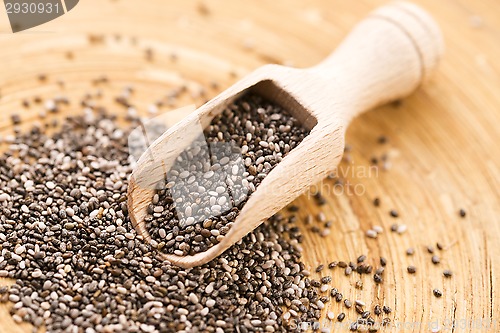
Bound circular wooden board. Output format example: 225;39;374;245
0;0;499;332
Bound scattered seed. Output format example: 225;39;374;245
397;224;408;234
321;276;332;284
380;257;387;267
389;209;399;218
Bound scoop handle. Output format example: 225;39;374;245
308;1;443;122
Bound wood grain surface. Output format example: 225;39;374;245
0;0;499;332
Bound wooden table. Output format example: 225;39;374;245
0;0;498;332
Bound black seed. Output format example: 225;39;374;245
432;255;440;264
321;276;332;284
373;198;380;207
328;261;338;269
433;289;443;297
355;280;363;289
380;257;387;267
407;266;417;274
443;270;453;278
337;313;346;322
389;210;399;218
459;209;466;217
11;114;21;125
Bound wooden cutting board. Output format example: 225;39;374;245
0;0;498;332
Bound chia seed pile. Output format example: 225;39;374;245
145;93;310;256
0;109;322;332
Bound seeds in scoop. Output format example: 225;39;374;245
145;93;310;256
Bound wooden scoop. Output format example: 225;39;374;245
128;2;443;268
